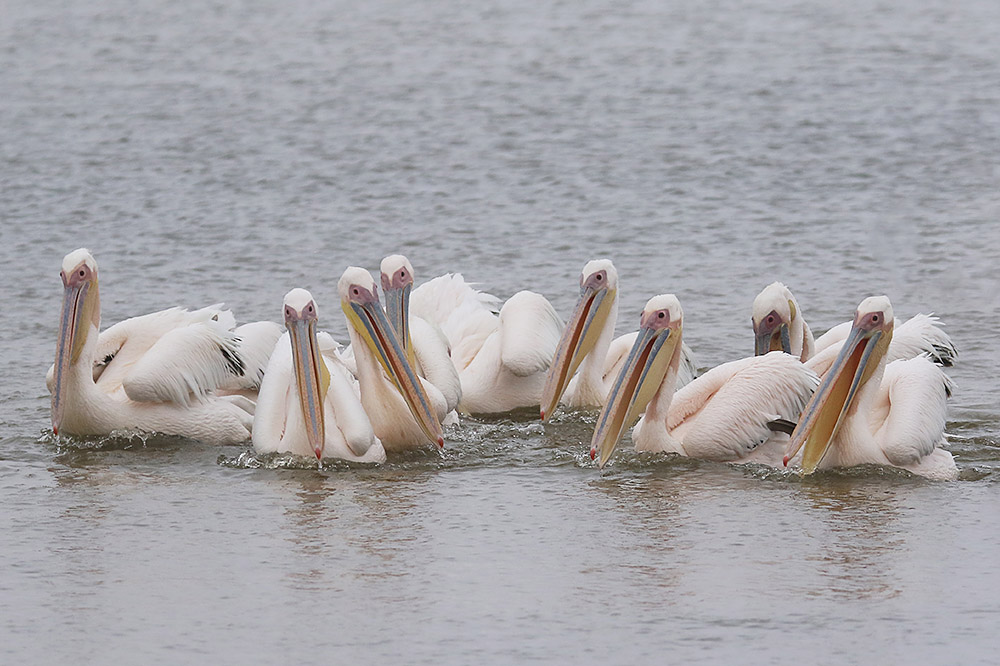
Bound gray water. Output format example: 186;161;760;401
2;0;999;663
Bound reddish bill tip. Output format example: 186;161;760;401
589;447;596;460
539;410;545;420
314;448;323;460
53;427;58;436
437;436;445;449
783;455;790;467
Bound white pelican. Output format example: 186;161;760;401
783;296;958;480
539;259;697;420
338;267;446;451
252;289;385;463
752;282;956;374
406;270;564;415
752;282;815;361
48;248;281;445
379;254;462;422
591;295;819;468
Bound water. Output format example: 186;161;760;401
2;0;998;662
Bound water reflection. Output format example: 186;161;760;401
585;468;691;606
274;468;434;591
794;477;905;601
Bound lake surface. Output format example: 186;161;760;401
2;0;998;663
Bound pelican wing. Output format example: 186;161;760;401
92;305;235;390
250;333;293;454
890;314;957;367
809;314;956;378
324;354;380;456
122;318;246;405
411;317;462;414
668;352;819;461
218;321;283;392
498;291;563;377
812;320;852;354
411;274;501;371
410;273;501;325
870;356;952;466
804;342;840;378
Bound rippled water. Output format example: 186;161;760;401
2;0;998;662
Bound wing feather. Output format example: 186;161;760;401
669;353;819;461
871;357;951;466
218;321;283;392
122;319;244;405
498;291;563;377
93;305;234;391
890;314;957;367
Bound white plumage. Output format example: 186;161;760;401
339;267;447;451
637;353;819;465
410;272;565;414
252;289;384;463
48;249;278;444
752;282;956;374
808;313;957;376
784;296;958;480
379;255;463;422
592;295;818;468
542;260;697;420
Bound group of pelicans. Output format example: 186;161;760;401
48;248;960;480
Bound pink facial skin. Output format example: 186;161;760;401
381;267;413;292
61;262;94;288
347;283;380;306
639;308;679;331
581;269;608;291
285;301;318;324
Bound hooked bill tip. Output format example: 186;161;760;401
783;455;790;467
539;410;546;420
437;436;445;449
589;447;596;461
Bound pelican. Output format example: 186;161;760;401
338;267;446;451
252;289;385;462
48;248;281;444
540;259;697;420
752;282;956;375
752;282;815;361
406;270;564;415
591;295;819;468
783;296;958;480
379;255;462;422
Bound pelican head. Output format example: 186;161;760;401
52;248;102;435
589;294;684;467
379;254;416;358
540;259;619;420
784;295;894;472
752;282;798;356
339;267;444;448
283;288;330;460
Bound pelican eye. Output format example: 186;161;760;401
871;314;880;324
658;312;665;319
767;315;775;325
307;304;314;313
79;269;86;277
